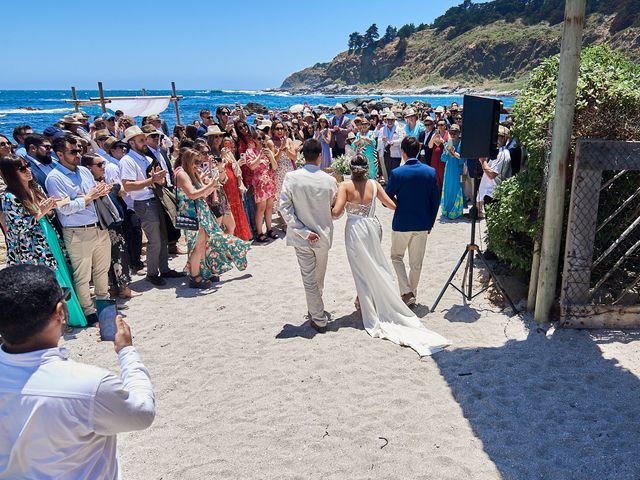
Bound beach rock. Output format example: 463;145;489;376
245;102;268;115
19;106;41;111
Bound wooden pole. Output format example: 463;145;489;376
97;82;107;113
142;88;147;96
534;0;586;324
171;81;181;126
71;87;79;112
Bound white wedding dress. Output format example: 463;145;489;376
344;180;450;357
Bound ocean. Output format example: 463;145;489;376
0;89;516;137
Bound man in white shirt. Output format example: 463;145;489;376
377;112;405;181
477;125;512;217
119;126;183;285
0;265;155;480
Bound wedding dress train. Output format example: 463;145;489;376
344;180;450;356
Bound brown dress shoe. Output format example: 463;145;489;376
401;292;416;306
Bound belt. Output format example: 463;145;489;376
66;223;99;229
134;198;157;204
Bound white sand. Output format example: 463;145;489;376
61;206;640;480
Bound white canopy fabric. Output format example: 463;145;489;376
106;96;171;117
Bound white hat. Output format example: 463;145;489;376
204;125;225;136
333;103;344;110
386;112;396;120
404;108;418;118
257;120;273;130
123;126;146;143
435;106;445;114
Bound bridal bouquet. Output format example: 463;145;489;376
331;154;351;176
295;152;305;169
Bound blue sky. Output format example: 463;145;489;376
1;0;486;90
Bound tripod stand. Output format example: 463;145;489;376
430;161;519;314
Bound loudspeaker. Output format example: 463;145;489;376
460;95;502;159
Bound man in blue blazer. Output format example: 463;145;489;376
385;136;440;306
23;134;58;191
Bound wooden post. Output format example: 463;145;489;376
71;87;79;112
142;88;147;96
534;0;586;324
97;82;107;113
171;81;181;126
527;240;541;311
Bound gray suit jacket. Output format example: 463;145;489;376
279;165;338;250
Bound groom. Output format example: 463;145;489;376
385;136;440;306
279;139;338;333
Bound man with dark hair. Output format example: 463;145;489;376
45;134;113;324
0;265;155;479
12;124;33;158
23;134;57;189
385;136;440;306
197;109;215;137
279;138;338;333
119;126;183;285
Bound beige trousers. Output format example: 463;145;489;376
294;246;329;326
390;230;429;296
62;226;112;316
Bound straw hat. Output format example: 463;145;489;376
386;112;396;120
434;106;445;114
257;120;272;130
423;115;434;123
142;125;163;136
123;126;146;143
60;115;82;126
498;125;510;137
204;125;225;136
347;132;356;140
370;109;379;116
333;103;345;110
404;108;418;118
94;129;110;141
103;136;119;152
449;124;461;132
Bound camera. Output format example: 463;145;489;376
213;155;223;163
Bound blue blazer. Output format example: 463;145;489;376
24;156;52;191
385;158;440;232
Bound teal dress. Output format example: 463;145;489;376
355;131;378;179
175;177;250;280
440;141;465;219
40;218;87;327
1;191;85;327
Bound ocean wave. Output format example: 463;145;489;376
222;89;258;95
0;107;74;115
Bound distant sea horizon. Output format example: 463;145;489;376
0;89;516;136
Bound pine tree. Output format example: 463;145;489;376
364;23;380;47
382;25;398;43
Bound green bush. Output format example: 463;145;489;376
486;45;640;273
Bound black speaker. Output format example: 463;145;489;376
460;95;502;159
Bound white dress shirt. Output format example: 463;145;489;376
0;345;155;480
119;150;155;202
478;146;512;200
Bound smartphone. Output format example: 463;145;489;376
96;299;118;341
201;161;210;173
56;196;70;208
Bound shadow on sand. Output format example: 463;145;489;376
433;327;640;479
276;310;364;340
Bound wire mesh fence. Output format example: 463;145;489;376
561;139;640;328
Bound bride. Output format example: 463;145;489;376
331;154;449;357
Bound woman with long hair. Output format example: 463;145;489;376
234;119;257;237
246;131;278;242
331;154;449;357
268;120;297;208
221;136;252;241
354;119;378;179
428;120;449;196
440;125;465;219
175;148;250;287
0;154;86;327
313;116;332;170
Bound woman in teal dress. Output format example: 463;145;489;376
354;120;378;179
0;154;86;327
175;148;251;289
440;126;466;220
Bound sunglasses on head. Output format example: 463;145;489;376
17;164;31;172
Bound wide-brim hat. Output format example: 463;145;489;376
347;132;356;139
317;115;328;122
498;125;510;137
94;129;111;141
141;125;163;136
123;125;147;143
434;106;445;114
333;103;344;110
204;125;225;136
386;112;396;120
61;115;82;126
449;124;461;132
423;115;434;123
369;109;379;116
103;136;119;152
404;108;418;118
257;120;272;130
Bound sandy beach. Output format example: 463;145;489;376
57;205;640;480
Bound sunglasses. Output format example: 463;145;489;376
221;112;230;116
206;116;214;120
68;149;81;155
274;127;285;131
0;141;11;147
51;287;71;313
94;162;106;168
40;144;52;150
17;164;31;172
149;134;161;139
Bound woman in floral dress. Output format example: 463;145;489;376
175;148;250;288
268;120;297;209
0;154;86;327
246;131;278;243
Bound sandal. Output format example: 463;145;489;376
189;275;211;289
256;233;268;243
267;229;278;240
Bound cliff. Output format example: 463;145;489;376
281;5;640;94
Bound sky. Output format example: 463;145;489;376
0;0;488;90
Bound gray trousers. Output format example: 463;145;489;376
294;246;329;326
134;198;169;277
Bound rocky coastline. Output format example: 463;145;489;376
261;85;520;98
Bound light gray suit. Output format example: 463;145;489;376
279;164;338;326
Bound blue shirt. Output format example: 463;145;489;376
405;121;426;141
15;146;27;159
303;164;320;172
44;164;98;227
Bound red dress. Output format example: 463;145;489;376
246;148;277;203
431;131;449;196
223;162;253;241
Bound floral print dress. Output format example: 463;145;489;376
246;147;277;203
176;178;250;280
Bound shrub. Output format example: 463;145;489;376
486;45;640;273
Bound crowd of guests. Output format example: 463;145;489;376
0;100;521;328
